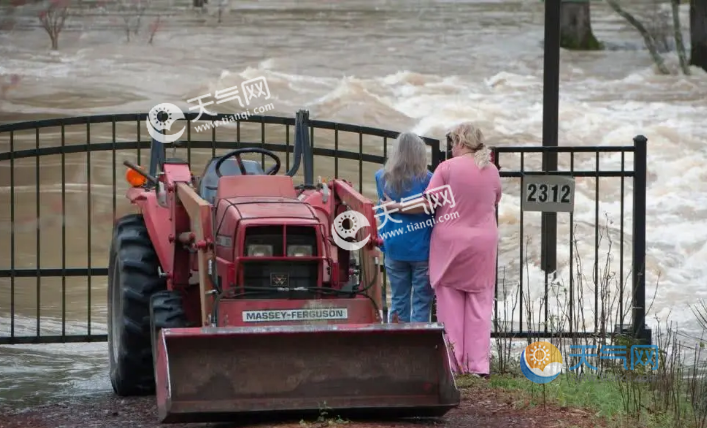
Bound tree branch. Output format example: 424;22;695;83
604;0;671;75
38;1;69;50
671;0;691;74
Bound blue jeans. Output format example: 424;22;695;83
384;258;434;323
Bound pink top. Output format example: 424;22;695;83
424;155;502;293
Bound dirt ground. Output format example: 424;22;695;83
0;381;607;428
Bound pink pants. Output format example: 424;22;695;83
435;284;494;375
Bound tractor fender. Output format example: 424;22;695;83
126;187;174;279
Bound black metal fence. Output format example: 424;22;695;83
491;138;649;343
0;112;648;345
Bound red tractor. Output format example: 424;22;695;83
107;111;460;423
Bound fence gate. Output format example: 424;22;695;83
490;138;649;344
0;112;648;345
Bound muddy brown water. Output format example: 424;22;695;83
0;0;706;411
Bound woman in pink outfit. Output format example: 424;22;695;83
382;122;501;377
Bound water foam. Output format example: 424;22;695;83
0;6;705;342
200;62;707;337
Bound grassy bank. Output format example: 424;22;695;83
481;217;707;428
457;364;707;428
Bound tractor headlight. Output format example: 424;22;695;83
247;244;273;257
287;245;313;257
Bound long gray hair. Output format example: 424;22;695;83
382;132;429;196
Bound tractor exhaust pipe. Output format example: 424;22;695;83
153;324;460;423
298;110;314;186
285;110;314;186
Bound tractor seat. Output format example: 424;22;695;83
198;157;265;204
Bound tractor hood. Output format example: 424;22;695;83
219;196;320;223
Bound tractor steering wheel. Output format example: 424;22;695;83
214;148;281;177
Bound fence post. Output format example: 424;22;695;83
430;139;441;323
540;0;561;275
149;136;165;179
631;135;651;344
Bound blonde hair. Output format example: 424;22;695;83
447;122;492;169
383;132;429;196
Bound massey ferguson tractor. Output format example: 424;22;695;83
107;110;460;423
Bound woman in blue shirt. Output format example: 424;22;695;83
375;132;434;322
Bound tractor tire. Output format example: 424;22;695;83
149;290;189;370
107;214;166;396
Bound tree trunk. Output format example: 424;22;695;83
673;0;691;74
690;0;707;72
605;0;671;74
560;0;603;50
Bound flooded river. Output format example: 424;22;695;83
1;0;706;406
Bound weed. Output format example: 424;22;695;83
299;402;349;427
486;213;707;428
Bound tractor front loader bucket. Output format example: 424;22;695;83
154;323;461;423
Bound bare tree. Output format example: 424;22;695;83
605;0;690;75
118;0;148;42
605;0;670;74
648;1;673;53
216;0;227;23
148;15;161;44
38;0;70;50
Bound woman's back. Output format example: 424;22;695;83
426;155;501;292
375;131;434;262
423;121;501;377
431;155;500;229
375;168;433;261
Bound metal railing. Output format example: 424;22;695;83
0;112;648;344
491;137;649;343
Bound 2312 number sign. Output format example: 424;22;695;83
522;175;575;213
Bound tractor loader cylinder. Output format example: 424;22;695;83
154;323;461;423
